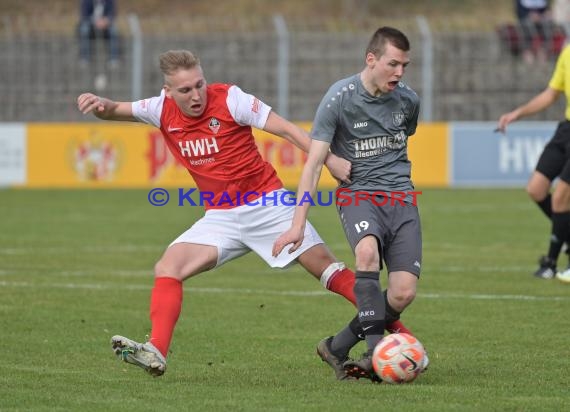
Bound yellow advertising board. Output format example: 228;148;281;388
408;122;449;187
25;122;448;188
27;123;193;188
26;122;337;188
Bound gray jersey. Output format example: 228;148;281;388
312;74;420;195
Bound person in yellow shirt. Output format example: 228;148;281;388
497;45;570;283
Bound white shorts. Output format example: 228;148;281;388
170;189;324;268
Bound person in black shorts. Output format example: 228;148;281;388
497;44;570;282
273;27;428;381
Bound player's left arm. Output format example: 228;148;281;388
497;87;560;132
263;111;351;183
407;96;421;137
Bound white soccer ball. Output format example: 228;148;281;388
372;333;426;384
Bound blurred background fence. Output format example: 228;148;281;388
0;13;566;123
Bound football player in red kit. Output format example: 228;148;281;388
77;49;413;379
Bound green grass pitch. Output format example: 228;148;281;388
1;188;569;411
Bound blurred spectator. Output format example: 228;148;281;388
553;0;570;40
79;0;120;68
516;0;552;64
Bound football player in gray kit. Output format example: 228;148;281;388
273;26;428;381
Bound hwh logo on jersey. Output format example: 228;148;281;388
178;137;220;157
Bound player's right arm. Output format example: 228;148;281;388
263;111;351;184
77;93;138;122
272;138;331;256
496;87;561;133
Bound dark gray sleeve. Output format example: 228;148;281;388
310;88;340;143
407;95;420;137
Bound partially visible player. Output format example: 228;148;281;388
497;44;570;282
77;49;412;378
273;27;426;381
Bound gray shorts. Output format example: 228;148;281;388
336;192;422;277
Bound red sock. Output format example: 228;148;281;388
387;319;413;336
326;267;356;306
149;277;183;358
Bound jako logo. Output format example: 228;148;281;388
359;310;375;317
353;121;368;129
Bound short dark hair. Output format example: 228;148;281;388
365;27;410;58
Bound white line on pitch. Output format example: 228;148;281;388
0;245;162;255
0;280;569;301
0;266;539;276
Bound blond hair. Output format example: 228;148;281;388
159;50;201;76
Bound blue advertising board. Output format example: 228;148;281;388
451;122;558;187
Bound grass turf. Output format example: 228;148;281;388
1;188;570;411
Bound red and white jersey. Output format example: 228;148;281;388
132;84;283;210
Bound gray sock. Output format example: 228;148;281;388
330;324;361;358
354;272;385;352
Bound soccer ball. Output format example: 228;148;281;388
372;333;425;384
